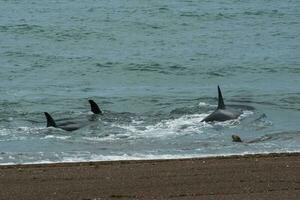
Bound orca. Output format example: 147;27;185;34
201;86;242;122
44;100;102;131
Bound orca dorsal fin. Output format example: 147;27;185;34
44;112;57;127
217;85;226;109
89;100;102;114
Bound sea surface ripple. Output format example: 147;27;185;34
0;0;299;164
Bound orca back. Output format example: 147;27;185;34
217;85;225;109
89;100;102;114
201;86;242;122
44;112;56;127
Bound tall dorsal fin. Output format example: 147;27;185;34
217;85;226;109
44;112;57;127
89;100;102;114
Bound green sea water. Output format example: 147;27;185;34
0;0;299;164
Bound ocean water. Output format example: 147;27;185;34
0;0;299;165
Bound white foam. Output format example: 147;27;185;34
131;119;144;125
198;102;208;107
0;128;11;136
110;114;207;139
43;135;71;140
1;150;300;166
240;110;254;118
82;133;131;142
0;136;27;142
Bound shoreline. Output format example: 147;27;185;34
1;152;300;199
1;152;300;168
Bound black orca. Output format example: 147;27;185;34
44;100;102;131
201;86;242;122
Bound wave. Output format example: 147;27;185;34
2;150;300;166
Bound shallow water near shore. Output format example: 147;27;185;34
0;0;300;164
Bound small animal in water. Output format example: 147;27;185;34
201;86;243;122
44;100;102;131
232;135;243;142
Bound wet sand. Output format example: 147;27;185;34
0;153;299;200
